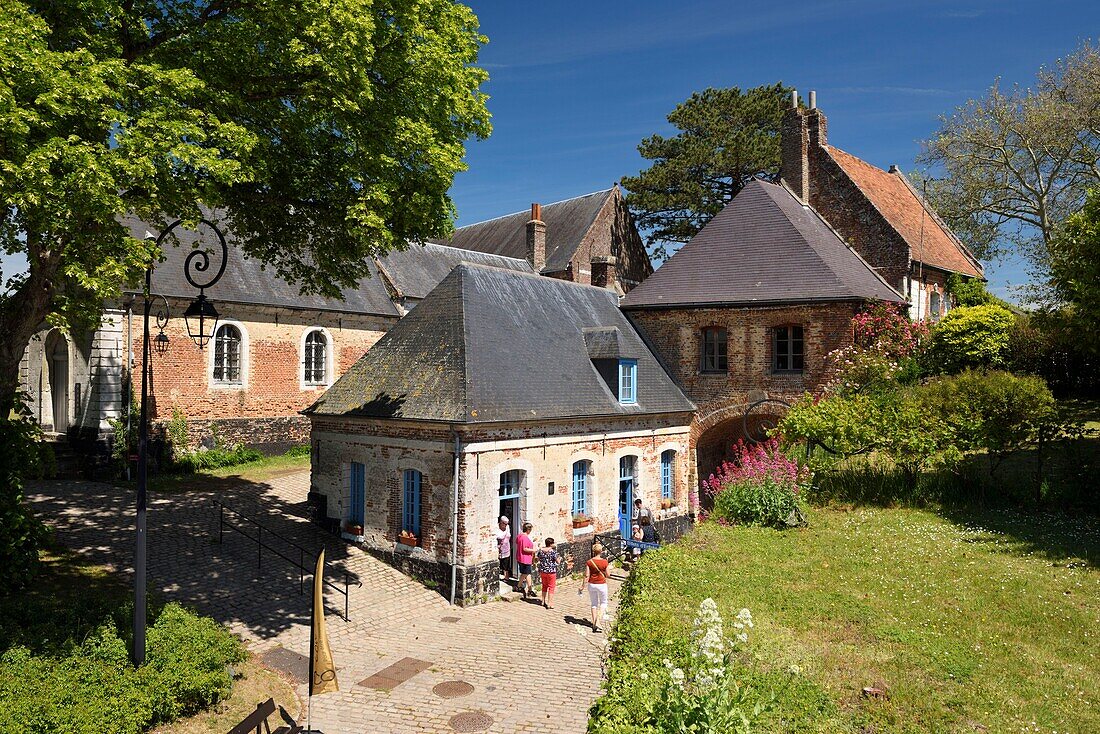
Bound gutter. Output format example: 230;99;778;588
449;430;462;606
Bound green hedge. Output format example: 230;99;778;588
171;445;264;473
0;603;245;734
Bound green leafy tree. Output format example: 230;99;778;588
0;397;49;590
0;0;491;414
1048;188;1100;354
918;42;1100;277
621;84;793;260
945;273;1008;308
927;304;1016;373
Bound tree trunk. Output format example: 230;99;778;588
0;253;60;417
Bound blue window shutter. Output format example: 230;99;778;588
349;462;365;526
403;469;422;536
661;450;673;499
572;461;587;516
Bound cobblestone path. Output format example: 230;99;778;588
27;470;621;734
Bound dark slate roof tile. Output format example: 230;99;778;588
621;180;904;309
376;242;534;301
431;189;614;273
307;264;694;422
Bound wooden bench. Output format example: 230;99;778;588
226;698;302;734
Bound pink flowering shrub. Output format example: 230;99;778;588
852;304;929;358
825;304;929;395
702;438;809;528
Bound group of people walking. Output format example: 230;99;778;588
493;497;660;633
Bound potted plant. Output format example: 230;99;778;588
398;529;418;547
344;521;363;537
572;513;592;529
660;498;672;510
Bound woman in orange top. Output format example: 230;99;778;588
579;542;610;632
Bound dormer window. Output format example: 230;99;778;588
618;359;637;404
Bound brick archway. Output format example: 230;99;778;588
690;399;787;489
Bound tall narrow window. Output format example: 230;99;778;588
348;462;365;527
929;291;942;321
660;450;675;500
402;469;422;536
773;325;804;373
213;324;242;383
499;469;522;498
701;327;728;373
571;460;589;517
618;359;637;404
303;330;328;385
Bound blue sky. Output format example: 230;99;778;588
454;0;1098;300
3;1;1095;299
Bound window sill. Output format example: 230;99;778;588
769;371;805;377
698;371;727;377
210;382;246;390
571;524;594;536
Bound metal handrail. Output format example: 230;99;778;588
211;499;361;621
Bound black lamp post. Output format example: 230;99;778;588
133;218;228;666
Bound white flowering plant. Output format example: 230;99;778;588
652;599;767;733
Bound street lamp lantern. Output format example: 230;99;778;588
183;293;219;349
153;330;170;354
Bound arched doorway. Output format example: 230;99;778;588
44;331;69;433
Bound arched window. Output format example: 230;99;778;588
660;449;675;500
303;330;328;385
929;291;942;321
213;324;242;383
402;469;422;536
571;460;590;517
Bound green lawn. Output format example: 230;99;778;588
592;507;1099;733
145;451;310;492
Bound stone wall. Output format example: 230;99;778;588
559;188;653;292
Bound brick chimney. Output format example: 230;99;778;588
780;89;827;204
526;203;546;272
591;255;619;292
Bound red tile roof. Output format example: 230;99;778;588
826;147;984;279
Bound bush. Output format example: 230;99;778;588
703;439;808;527
165;408;190;460
0;603;244;734
170;444;263;474
919;370;1056;470
927;304;1016;374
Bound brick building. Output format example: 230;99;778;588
306;264;694;604
17;187;647;449
781;91;985;320
621;179;906;477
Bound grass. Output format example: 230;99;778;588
595;507;1099;733
150;657;299;734
145;450;310;492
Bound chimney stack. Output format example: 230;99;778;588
526;203;546;272
808;90;816;110
781;89;810;201
806;90;827;147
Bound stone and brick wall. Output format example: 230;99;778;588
134;300;393;448
559;188;653;292
627;302;860;478
309;412;694;604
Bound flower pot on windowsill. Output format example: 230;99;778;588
343;523;363;536
572;516;592;529
397;531;419;547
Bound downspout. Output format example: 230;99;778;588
449;430;462;606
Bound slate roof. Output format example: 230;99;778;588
621;180;905;309
306;264;695;423
432;189;615;274
826;147;985;278
376;242;534;301
120;215;400;317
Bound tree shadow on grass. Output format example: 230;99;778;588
937;503;1100;569
24;470;364;645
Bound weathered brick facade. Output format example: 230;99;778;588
566;187;652;291
627;302;859;477
308;413;693;604
132;300;392;447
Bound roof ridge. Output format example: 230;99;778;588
407;239;533;266
452;187;615;230
454;261;622;298
775;179;905;300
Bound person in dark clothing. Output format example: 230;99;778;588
639;514;659;546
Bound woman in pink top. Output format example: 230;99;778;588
515;522;537;598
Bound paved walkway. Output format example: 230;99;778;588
27;470;622;734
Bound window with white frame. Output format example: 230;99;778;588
660;449;675;500
213;324;242;383
571;460;589;517
618;359;637;404
303;329;328;385
619;455;637;518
